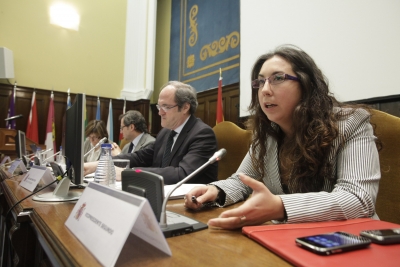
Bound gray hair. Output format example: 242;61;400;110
161;81;198;114
119;110;148;133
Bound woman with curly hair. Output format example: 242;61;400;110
185;45;381;229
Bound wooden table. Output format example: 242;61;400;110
0;171;292;267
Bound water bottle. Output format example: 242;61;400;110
94;143;116;186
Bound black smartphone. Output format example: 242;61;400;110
295;232;371;255
360;229;400;245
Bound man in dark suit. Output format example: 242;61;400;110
111;110;155;155
84;81;218;184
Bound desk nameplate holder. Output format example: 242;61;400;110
0;156;11;165
19;165;54;192
6;158;27;175
65;182;171;267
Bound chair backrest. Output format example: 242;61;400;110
213;121;252;180
370;109;400;224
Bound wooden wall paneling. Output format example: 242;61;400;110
150;104;161;136
195;83;241;128
0;89;10;129
354;95;400;118
0;83;150;151
377;102;400;117
195;98;208;125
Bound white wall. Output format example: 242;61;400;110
240;0;400;117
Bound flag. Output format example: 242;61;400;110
26;90;39;143
96;96;101;120
107;99;113;141
45;92;56;162
119;97;126;144
67;88;72;109
216;68;224;124
6;84;16;129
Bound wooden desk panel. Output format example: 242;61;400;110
31;199;291;266
1;174;292;267
1;175;58;266
31;204;99;266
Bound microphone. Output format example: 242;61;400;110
4;114;23;121
3;158;17;166
83;137;107;157
40;148;53;155
42;151;61;162
159;148;227;234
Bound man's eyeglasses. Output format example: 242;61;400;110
120;125;129;131
156;104;178;112
251;73;299;89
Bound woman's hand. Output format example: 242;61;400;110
184;185;219;210
208;173;285;230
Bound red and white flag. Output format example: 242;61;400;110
45;92;56;161
26;91;39;143
216;68;224;124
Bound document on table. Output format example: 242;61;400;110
164;184;205;199
84;175;204;199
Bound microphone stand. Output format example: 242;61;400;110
159;148;226;236
39;148;53;155
4;114;23;121
84;137;107;157
42;151;61;163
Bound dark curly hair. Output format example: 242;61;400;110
247;44;372;193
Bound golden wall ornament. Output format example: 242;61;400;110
187;54;195;69
200;31;240;61
188;5;198;47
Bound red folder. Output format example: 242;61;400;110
243;218;400;267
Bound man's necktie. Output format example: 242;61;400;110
161;130;177;167
128;142;134;153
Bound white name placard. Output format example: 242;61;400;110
0;156;10;165
65;182;171;267
19;165;54;192
7;159;27;175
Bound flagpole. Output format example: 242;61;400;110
12;82;17;129
216;68;224;124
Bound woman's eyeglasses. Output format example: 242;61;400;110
252;73;299;89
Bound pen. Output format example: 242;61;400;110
191;196;215;208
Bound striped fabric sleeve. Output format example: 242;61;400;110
280;109;380;223
210;108;381;224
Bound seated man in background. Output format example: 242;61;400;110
84;81;218;185
83;120;111;162
111;110;155;156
